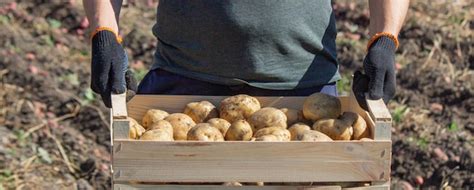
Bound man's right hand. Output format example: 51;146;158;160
91;30;136;108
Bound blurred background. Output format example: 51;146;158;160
0;0;472;189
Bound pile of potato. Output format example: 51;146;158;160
128;93;371;141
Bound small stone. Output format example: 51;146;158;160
25;53;36;61
430;103;443;113
396;63;402;70
452;156;460;162
433;147;449;161
414;176;424;185
396;180;414;190
80;17;89;29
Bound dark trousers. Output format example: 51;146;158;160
137;69;338;96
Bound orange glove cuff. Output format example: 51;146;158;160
90;26;123;44
367;32;399;51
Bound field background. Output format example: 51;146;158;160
0;0;472;189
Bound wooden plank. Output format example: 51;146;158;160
112;141;390;183
365;98;391;141
114;120;130;140
342;185;389;190
114;184;342;190
365;99;391;123
112;93;128;119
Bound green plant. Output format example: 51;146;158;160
47;18;62;29
82;88;96;104
40;35;55;47
13;129;27;147
392;105;409;123
416;137;429;149
37;147;52;164
60;73;80;86
336;73;352;95
132;68;148;83
448;121;458;132
0;15;9;25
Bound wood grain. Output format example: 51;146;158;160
112;93;128;119
114;184;344;190
113;120;130;140
365;98;392;141
112;141;390;183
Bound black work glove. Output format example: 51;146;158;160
91;30;137;108
353;36;396;110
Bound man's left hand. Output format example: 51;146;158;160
353;36;397;108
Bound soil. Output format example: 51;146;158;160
0;0;472;189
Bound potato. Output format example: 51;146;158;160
299;130;333;141
187;123;224;141
254;127;291;141
248;107;287;132
303;93;341;121
128;117;145;139
207;118;231;135
224;119;253;141
142;109;169;129
288;123;311;140
340;112;370;140
139;129;173;141
280;108;306;126
313;118;353;140
184;101;218;123
219;94;261;123
148;120;174;139
164;113;196;141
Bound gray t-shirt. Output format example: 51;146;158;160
151;0;340;90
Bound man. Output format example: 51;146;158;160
83;0;408;109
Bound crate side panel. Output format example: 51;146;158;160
113;141;390;183
114;184;342;190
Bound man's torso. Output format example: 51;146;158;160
152;0;339;90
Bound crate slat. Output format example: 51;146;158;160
112;141;390;183
114;184;344;190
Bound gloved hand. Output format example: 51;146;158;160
91;30;137;108
353;36;396;110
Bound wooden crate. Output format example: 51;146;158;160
110;94;392;190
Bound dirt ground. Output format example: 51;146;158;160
0;0;472;189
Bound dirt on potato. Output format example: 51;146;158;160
0;0;472;189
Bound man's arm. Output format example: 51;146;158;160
83;0;137;108
353;0;409;108
83;0;122;33
368;0;409;36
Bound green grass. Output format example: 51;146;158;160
448;121;458;132
337;73;352;95
132;68;148;83
47;19;61;29
416;137;429;149
392;105;409;123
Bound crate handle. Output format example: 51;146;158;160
350;75;392;140
365;95;392;123
111;93;128;119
